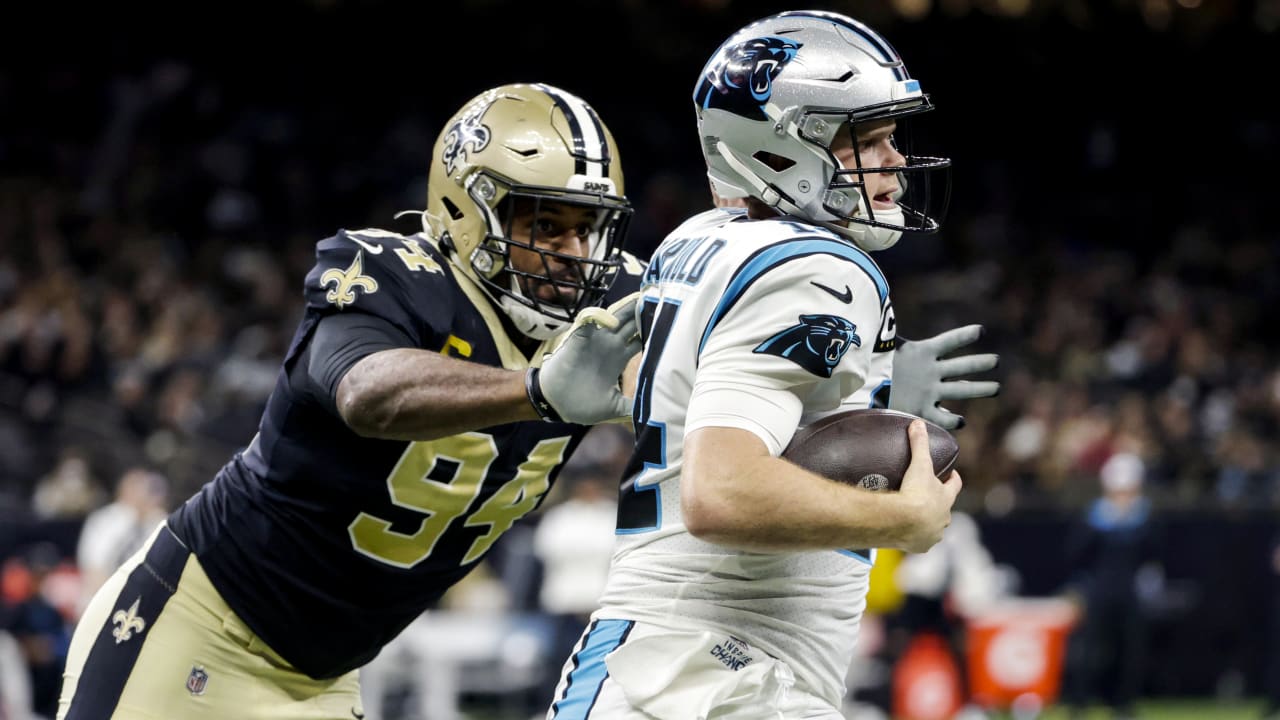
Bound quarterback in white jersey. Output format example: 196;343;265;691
609;207;899;703
547;10;998;720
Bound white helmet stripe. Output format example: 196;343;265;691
534;84;609;178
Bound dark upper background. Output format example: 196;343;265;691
1;0;1277;512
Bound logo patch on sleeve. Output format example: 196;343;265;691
753;314;860;378
874;302;896;353
321;251;379;309
110;597;146;643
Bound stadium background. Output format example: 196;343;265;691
1;0;1277;717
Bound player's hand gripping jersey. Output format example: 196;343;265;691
595;208;895;707
168;228;642;679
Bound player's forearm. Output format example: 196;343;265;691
682;428;921;552
684;458;921;552
336;348;540;441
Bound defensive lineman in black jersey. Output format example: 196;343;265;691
58;84;644;720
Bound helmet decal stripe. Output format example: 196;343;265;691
534;84;610;178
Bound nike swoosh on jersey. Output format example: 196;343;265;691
347;236;384;254
810;281;853;304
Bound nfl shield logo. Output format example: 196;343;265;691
186;665;209;696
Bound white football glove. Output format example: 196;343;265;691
526;292;642;425
889;324;1000;431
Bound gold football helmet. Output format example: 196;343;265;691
426;83;632;339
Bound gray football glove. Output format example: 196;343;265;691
889;324;1000;431
526;292;642;425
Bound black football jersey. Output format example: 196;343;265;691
167;228;644;679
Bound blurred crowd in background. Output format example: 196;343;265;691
1;0;1277;717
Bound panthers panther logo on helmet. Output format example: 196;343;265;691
693;36;802;121
753;313;861;378
441;95;495;176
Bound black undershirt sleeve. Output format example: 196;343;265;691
302;312;417;416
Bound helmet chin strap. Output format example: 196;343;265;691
499;293;568;340
822;204;905;252
825;221;902;252
501;267;575;340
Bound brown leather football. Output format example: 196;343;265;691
781;408;959;491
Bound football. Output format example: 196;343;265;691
781;408;959;492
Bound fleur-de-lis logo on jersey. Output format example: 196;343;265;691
111;597;147;644
321;251;379;309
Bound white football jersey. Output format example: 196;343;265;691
596;208;896;706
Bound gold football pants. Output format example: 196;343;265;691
57;524;363;720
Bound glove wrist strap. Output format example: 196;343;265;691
524;368;564;423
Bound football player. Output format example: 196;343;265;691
58;83;645;720
547;12;997;720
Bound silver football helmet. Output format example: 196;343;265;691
693;10;950;251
